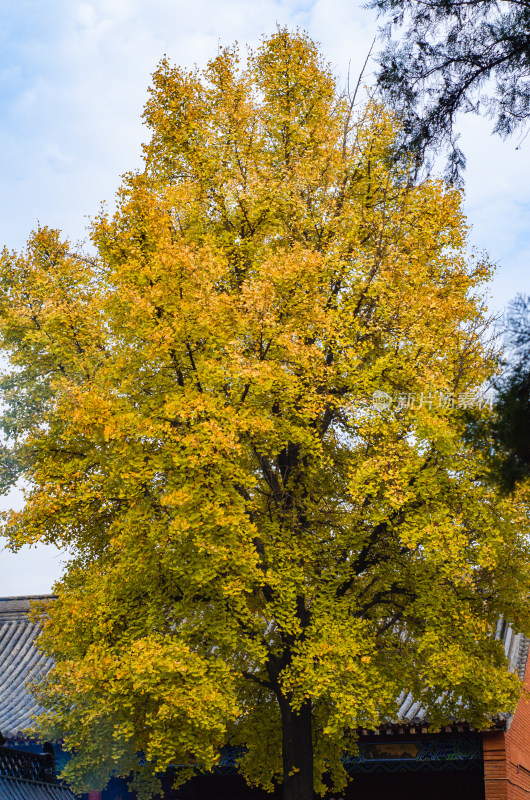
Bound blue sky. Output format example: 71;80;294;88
1;0;530;595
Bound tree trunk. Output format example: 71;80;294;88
279;696;314;800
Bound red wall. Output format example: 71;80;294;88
484;656;530;799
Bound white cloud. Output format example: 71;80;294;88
1;543;69;596
458;112;530;310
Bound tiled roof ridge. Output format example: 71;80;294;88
393;623;530;728
0;597;55;622
0;596;54;607
517;636;530;678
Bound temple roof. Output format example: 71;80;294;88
0;775;77;800
395;617;529;725
0;597;54;739
0;596;528;737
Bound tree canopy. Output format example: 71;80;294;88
371;0;530;180
1;29;530;800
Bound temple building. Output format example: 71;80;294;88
0;596;75;800
1;595;530;800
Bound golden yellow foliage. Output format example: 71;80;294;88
1;28;529;800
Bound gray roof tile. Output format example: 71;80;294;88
395;618;529;725
0;597;528;737
0;597;54;739
0;776;76;800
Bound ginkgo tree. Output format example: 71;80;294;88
1;29;529;800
